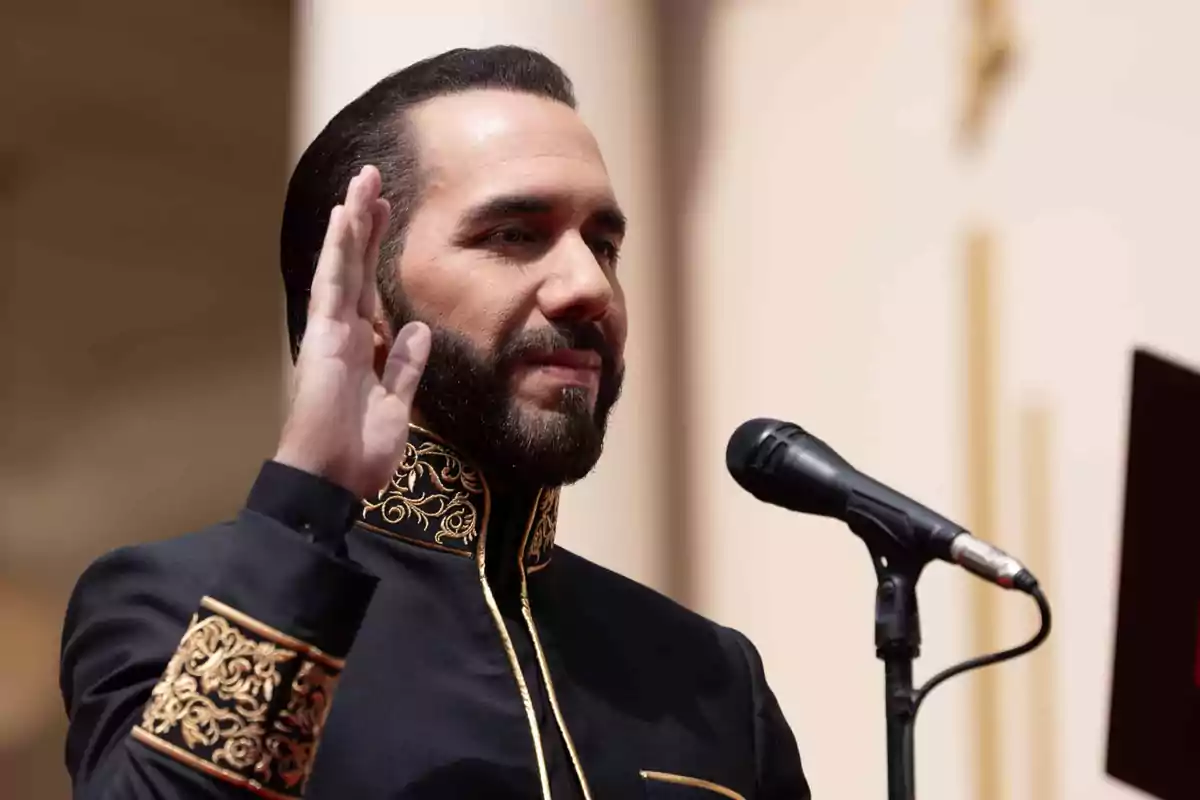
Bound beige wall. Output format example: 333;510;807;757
684;4;971;797
684;2;1200;799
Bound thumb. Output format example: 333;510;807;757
382;321;431;405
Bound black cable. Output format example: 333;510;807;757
901;581;1052;790
913;581;1052;722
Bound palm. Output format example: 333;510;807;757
276;166;430;498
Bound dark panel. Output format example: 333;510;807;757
1106;348;1200;799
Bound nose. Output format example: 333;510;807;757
536;234;615;323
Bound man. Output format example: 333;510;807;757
60;46;810;799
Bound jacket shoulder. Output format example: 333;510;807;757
84;521;238;575
66;523;237;617
62;522;239;667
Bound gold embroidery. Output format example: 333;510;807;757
362;439;485;549
265;660;338;788
135;600;341;797
141;613;294;760
353;521;474;558
526;488;559;566
200;597;344;670
359;428;557;570
131;729;296;800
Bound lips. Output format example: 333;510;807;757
524;349;602;371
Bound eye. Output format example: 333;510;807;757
486;226;539;246
590;238;621;268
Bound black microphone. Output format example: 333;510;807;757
726;417;1038;592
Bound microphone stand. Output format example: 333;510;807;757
848;507;929;800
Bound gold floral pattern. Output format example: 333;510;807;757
265;660;338;788
134;602;341;797
525;488;559;568
361;439;485;550
357;428;559;570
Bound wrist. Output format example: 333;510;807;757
272;446;356;497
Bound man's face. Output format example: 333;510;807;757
387;89;627;486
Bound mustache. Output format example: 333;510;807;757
496;322;616;369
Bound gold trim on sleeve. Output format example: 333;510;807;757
199;597;345;670
133;599;342;797
132;727;297;800
519;489;592;800
640;770;746;800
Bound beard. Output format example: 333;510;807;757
386;299;624;488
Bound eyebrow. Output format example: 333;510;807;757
456;193;627;238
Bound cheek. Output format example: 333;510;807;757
606;301;629;362
397;254;532;353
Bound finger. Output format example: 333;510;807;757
354;164;382;201
344;165;378;234
336;170;374;301
358;197;391;319
308;204;350;317
382;321;431;404
343;167;382;290
346;166;381;233
305;167;381;320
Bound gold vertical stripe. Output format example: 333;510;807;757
522;605;592;799
966;229;1004;800
1021;406;1059;800
474;484;552;800
519;489;594;800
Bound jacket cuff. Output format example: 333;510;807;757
129;496;378;798
132;596;342;799
246;460;361;556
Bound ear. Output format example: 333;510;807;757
370;294;394;379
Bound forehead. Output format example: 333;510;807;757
407;89;615;211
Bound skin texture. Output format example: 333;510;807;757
275;90;627;497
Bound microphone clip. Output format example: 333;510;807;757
846;501;928;660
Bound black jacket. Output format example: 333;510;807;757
61;428;811;799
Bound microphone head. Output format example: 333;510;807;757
725;417;854;519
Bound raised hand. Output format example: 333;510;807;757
274;165;431;498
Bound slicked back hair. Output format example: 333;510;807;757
279;46;576;359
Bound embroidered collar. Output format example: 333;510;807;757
356;425;558;572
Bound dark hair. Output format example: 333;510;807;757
279;45;576;359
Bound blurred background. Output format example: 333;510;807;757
4;1;1198;798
